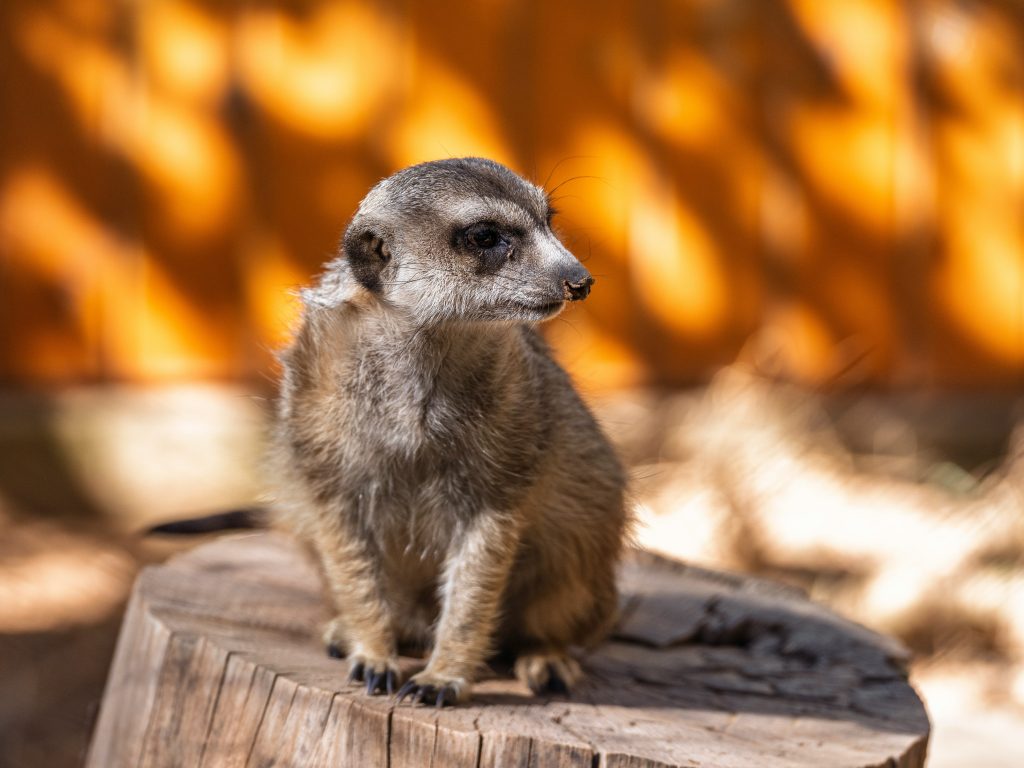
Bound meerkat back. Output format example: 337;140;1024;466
272;157;629;707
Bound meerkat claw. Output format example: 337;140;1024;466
542;667;570;695
516;652;581;696
394;680;458;708
436;686;457;708
395;680;417;705
347;661;365;683
365;669;395;696
347;659;398;695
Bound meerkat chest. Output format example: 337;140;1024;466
345;350;501;449
285;332;544;517
326;394;536;525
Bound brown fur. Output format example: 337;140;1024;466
270;158;629;704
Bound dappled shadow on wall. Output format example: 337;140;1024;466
0;0;1021;389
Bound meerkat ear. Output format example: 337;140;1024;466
343;224;391;292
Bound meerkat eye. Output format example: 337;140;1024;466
546;205;557;226
466;224;502;250
461;223;514;271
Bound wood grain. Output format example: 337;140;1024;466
86;533;929;767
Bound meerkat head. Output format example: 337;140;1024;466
338;158;593;325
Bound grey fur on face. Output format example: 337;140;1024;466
313;157;593;324
272;157;629;706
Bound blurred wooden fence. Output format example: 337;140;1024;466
0;0;1021;390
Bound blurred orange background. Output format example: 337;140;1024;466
2;4;1024;766
0;0;1021;391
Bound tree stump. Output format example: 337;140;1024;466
87;533;929;767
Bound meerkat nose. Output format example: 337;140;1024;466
563;275;594;302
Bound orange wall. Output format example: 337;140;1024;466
0;0;1021;390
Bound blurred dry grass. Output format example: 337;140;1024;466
605;364;1024;767
0;498;195;768
0;386;263;767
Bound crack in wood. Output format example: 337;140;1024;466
242;671;284;768
195;648;236;766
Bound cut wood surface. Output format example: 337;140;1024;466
86;533;929;767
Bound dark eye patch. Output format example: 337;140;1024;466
467;224;501;249
458;221;514;273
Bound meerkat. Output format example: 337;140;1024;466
270;157;629;707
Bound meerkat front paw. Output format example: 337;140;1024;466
322;619;401;695
515;651;581;696
345;653;402;695
395;669;470;708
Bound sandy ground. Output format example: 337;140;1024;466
1;380;1022;767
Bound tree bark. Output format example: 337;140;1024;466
87;533;929;767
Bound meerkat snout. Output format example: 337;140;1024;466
563;273;594;302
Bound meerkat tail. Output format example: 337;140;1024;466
145;507;267;535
